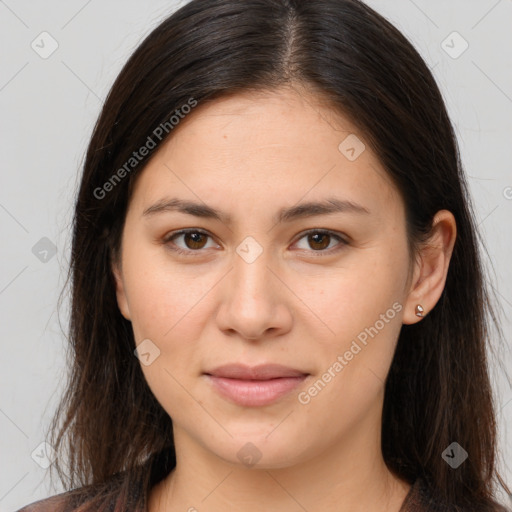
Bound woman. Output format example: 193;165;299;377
16;0;510;510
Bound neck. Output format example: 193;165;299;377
149;411;411;512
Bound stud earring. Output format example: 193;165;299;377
415;304;424;317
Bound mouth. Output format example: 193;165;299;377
204;363;309;407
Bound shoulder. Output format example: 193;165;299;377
14;487;110;512
14;491;71;512
14;472;141;512
400;477;449;511
401;477;508;512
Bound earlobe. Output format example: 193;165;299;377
402;210;457;325
112;260;131;321
414;304;424;318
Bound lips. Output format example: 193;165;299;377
206;363;308;380
204;363;309;407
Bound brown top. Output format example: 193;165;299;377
13;477;456;511
398;477;448;511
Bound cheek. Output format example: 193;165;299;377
121;243;211;341
294;259;405;430
291;245;408;418
121;249;214;417
294;248;408;348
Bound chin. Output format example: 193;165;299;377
201;427;313;470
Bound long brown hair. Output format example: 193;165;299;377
46;0;510;510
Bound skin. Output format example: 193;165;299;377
112;86;456;512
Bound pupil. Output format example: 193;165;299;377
186;233;205;249
310;233;329;250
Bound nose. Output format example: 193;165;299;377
214;243;293;341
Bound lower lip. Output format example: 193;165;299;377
206;375;307;407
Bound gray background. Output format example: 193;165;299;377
0;0;511;510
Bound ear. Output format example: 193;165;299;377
402;210;457;325
112;258;131;321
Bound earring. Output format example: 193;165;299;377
415;304;424;318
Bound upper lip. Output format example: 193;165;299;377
205;363;308;380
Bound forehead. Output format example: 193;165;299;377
129;87;403;222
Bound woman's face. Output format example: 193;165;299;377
113;87;418;468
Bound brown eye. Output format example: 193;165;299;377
182;232;208;250
165;229;217;255
164;228;347;257
307;232;331;251
294;230;346;253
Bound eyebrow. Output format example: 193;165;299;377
142;197;370;224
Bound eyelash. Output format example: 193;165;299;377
162;228;348;257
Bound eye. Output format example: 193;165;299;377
293;229;347;254
163;228;348;256
164;229;219;255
